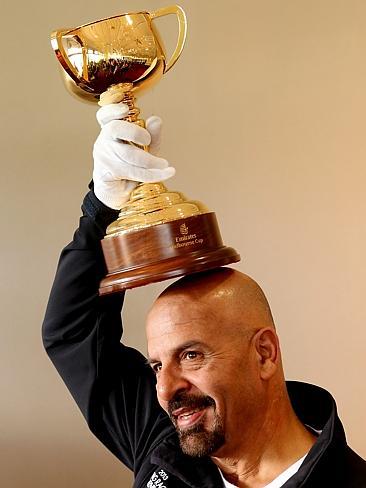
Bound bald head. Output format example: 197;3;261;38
148;268;275;338
146;268;286;459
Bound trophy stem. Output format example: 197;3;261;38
99;82;144;127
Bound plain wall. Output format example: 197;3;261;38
1;0;365;486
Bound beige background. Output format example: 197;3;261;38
1;0;365;486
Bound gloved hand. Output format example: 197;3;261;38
93;102;175;209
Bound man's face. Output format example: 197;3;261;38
146;296;264;458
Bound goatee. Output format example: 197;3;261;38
168;393;225;457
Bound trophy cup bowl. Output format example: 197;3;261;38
51;5;240;294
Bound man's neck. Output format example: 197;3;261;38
211;400;317;488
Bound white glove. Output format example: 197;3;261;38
93;102;175;209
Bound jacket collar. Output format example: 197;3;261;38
285;381;346;486
150;381;343;488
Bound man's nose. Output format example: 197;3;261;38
156;366;191;403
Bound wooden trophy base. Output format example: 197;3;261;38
99;212;240;295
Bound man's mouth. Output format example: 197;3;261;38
172;407;208;429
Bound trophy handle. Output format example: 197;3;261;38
51;29;88;86
150;5;187;73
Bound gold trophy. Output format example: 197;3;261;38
51;5;240;294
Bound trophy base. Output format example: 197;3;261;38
99;212;240;295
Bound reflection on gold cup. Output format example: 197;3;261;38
51;5;240;294
51;6;186;102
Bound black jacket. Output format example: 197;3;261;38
42;190;366;488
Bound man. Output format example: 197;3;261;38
42;102;366;487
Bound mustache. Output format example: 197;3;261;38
168;392;215;418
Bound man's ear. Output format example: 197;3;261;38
252;328;279;380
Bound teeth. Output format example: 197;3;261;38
179;408;200;419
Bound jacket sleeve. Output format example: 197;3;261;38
42;189;172;473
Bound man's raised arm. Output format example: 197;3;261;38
42;104;175;472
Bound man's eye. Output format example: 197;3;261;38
183;351;199;360
152;364;162;373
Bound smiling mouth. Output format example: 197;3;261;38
173;407;208;429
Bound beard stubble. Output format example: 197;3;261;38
168;393;225;457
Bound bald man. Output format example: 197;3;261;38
42;219;366;487
146;270;317;478
43;108;366;487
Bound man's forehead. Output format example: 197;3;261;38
146;296;211;333
146;300;220;362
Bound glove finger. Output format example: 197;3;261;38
95;151;175;183
96;102;129;127
120;143;169;169
102;120;151;146
94;140;172;174
126;165;176;183
146;115;162;155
